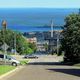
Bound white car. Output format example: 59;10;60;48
0;54;20;66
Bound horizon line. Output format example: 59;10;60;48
0;7;79;9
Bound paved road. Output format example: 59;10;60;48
1;55;80;80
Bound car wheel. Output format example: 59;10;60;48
36;57;38;58
12;62;17;66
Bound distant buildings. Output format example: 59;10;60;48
37;41;48;51
23;30;62;52
23;31;46;51
44;30;62;53
26;37;37;44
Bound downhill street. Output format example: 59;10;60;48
1;55;80;80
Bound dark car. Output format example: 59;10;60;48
23;54;38;59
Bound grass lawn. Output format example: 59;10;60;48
0;65;15;75
0;60;29;75
20;60;29;65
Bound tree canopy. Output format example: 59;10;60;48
61;14;80;62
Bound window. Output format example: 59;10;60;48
0;54;4;58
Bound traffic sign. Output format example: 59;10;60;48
1;43;9;51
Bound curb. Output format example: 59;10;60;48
0;66;24;80
0;60;31;79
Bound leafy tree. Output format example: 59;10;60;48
28;42;37;53
61;14;80;62
0;30;14;51
25;47;33;54
0;29;36;55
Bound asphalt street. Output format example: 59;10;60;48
1;55;80;80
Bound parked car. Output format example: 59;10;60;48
0;54;20;66
23;54;38;59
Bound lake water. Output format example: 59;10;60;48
0;8;79;32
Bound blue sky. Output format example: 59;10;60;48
0;0;80;8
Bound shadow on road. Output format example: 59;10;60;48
28;61;80;77
28;62;67;66
47;68;80;77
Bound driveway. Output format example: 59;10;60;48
1;55;80;80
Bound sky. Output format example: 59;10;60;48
0;0;80;8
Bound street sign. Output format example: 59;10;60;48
1;43;9;51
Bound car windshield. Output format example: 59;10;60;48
11;56;16;60
7;55;16;60
30;54;34;56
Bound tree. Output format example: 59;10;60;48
0;30;35;55
61;14;80;63
0;30;14;51
28;42;37;53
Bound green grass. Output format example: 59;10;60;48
0;65;15;75
20;60;29;65
0;60;29;75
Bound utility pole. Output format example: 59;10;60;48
2;20;7;65
14;33;16;55
57;31;59;54
13;32;17;55
2;20;7;54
